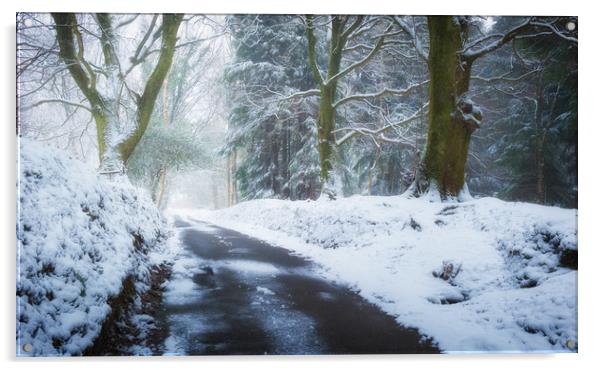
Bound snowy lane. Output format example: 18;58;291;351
161;216;438;355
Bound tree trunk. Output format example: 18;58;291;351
317;83;338;182
535;137;545;204
52;13;183;170
155;76;170;208
51;13;110;162
156;168;168;209
306;16;344;186
415;16;477;198
118;14;183;165
91;110;109;160
232;150;238;204
211;175;219;210
227;150;238;206
534;72;546;204
226;155;231;207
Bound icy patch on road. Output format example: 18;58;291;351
222;260;280;275
162;312;219;355
191;223;221;234
163;241;205;306
259;306;325;355
257;286;276;295
249;283;325;354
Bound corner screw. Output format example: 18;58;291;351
566;339;576;350
566;22;576;31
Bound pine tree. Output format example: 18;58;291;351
223;15;320;201
494;32;577;207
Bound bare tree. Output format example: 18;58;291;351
50;13;183;172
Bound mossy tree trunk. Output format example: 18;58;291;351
118;14;183;165
414;16;548;199
305;15;390;191
316;83;339;181
52;13;183;170
306;16;345;184
414;16;477;198
52;13;111;161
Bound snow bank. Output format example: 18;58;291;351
17;139;172;356
184;195;577;353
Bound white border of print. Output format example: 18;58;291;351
2;1;597;370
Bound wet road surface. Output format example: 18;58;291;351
160;216;438;355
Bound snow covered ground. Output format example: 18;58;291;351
17;139;173;356
182;195;578;353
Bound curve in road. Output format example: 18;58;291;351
160;216;438;355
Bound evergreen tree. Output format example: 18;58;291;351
223;15;320;201
494;32;577;207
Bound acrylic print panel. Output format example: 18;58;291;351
16;13;578;356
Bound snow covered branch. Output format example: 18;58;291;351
335;103;428;146
341;15;365;40
323;23;394;86
333;80;429;108
462;17;577;63
25;99;92;112
278;89;321;102
471;69;540;83
392;16;428;62
462;17;534;62
529;20;578;44
123;15;161;77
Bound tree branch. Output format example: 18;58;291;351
95;13;119;67
530;20;578;44
71;20;97;90
392;16;428;62
335;103;428;146
278;89;321;101
118;14;183;164
305;15;324;86
341;15;364;40
25;99;92;112
323;23;394;86
115;14;139;29
471;68;540;83
51;13;105;110
124;14;159;77
334;80;429;108
463;17;534;62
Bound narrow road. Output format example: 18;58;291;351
160;215;438;355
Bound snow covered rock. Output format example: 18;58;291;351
16;139;172;356
185;195;577;353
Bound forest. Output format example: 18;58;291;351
17;14;577;207
16;13;578;356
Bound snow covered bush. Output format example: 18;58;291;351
187;195;577;353
16;139;172;356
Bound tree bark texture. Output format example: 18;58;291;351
416;16;477;198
